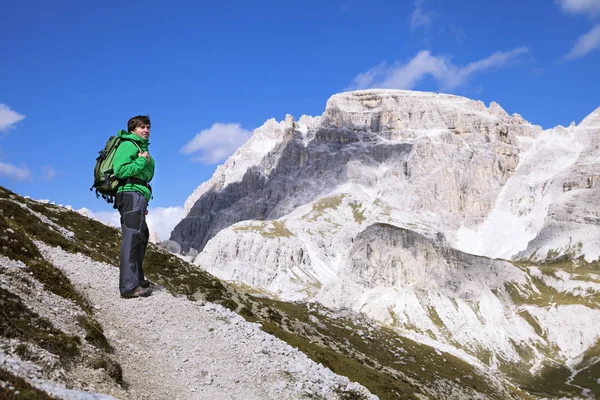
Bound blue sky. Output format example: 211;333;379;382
1;0;599;239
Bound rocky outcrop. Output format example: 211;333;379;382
457;108;600;262
172;90;541;253
317;224;541;359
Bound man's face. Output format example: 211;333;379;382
132;124;150;140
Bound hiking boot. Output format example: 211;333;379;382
121;286;152;298
139;279;153;288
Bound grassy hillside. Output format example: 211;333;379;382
1;185;594;399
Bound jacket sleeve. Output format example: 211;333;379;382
113;141;147;179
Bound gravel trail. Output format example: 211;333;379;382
37;242;375;400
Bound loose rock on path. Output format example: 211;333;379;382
38;242;376;400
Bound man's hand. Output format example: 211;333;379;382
138;151;150;162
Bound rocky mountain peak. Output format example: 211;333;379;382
579;106;600;128
488;100;509;117
172;90;546;256
321;90;530;135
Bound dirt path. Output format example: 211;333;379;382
37;242;374;400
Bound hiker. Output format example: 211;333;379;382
113;115;155;298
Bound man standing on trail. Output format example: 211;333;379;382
113;115;155;298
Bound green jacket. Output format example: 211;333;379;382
113;130;155;203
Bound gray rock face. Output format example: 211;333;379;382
513;118;600;262
317;223;535;358
172;127;412;252
171;90;539;253
344;224;517;293
457;110;600;261
159;239;182;254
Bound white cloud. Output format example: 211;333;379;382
0;161;31;180
42;165;61;181
556;0;600;16
146;206;186;242
410;0;433;31
0;104;25;132
349;47;528;91
85;206;185;242
564;24;600;60
180;123;252;164
81;209;121;228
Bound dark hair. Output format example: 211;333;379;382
127;115;151;132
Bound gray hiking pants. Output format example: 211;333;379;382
116;191;149;295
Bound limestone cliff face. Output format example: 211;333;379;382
514;109;600;262
457;107;600;261
171;90;540;253
317;224;538;360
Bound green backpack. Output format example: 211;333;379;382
90;135;141;204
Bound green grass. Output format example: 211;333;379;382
303;194;347;221
570;339;600;395
504;278;600;310
143;247;239;310
517;310;544;337
0;186;123;387
0;186;121;266
0;286;81;360
77;315;111;352
514;256;600;275
233;220;294;238
0;367;56;399
348;202;366;224
499;257;600;397
499;359;578;398
88;355;123;383
241;298;527;400
0;215;90;312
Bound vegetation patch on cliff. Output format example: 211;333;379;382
303;194;347;221
349;202;366;224
233;220;294;238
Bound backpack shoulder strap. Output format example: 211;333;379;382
118;138;142;153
